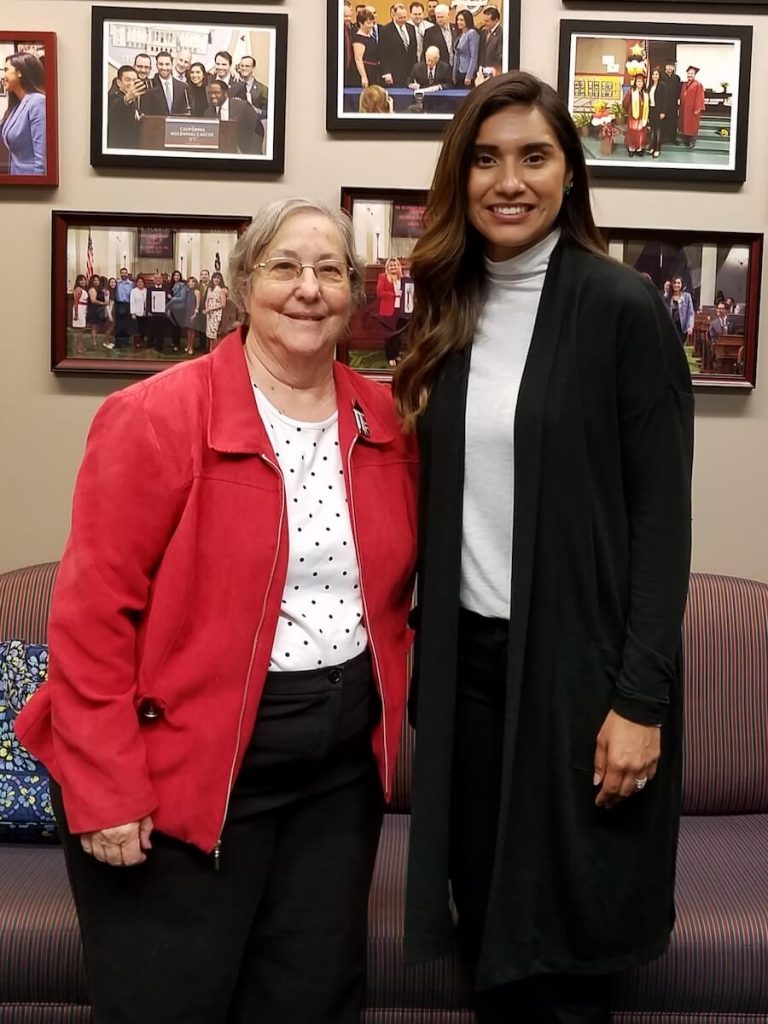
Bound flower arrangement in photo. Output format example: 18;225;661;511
590;99;615;128
598;120;623;142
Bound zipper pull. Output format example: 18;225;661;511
213;840;222;871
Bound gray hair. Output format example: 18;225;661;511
228;197;365;313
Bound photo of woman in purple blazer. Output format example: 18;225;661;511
0;51;47;175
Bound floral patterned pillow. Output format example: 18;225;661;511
0;641;56;839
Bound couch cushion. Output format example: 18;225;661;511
0;843;87;1006
0;563;59;646
0;642;56;838
614;814;768;1015
367;814;768;1017
682;574;768;814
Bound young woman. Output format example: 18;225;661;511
352;10;380;90
71;274;88;354
187;62;209;116
376;257;405;366
453;10;479;88
0;52;47;175
167;269;186;352
182;275;202;355
664;275;695;346
395;71;694;1024
358;84;391;113
102;277;117;349
622;72;650;157
204;271;228;350
129;275;148;348
647;67;668;158
86;274;109;350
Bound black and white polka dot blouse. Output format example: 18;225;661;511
253;386;368;671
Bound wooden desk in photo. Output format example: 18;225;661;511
713;334;744;374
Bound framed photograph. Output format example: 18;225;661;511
340;186;428;373
51;210;251;376
327;0;521;132
558;21;752;183
602;227;762;389
91;7;287;174
0;32;58;186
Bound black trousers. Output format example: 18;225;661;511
114;301;131;346
146;314;166;352
450;609;612;1024
53;650;384;1024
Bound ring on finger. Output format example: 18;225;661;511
634;776;648;791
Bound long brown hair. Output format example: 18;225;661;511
2;52;46;121
394;71;606;428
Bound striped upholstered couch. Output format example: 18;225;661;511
1;564;766;1023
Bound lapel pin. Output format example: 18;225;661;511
352;402;370;438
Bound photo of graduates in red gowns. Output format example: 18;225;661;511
561;25;750;179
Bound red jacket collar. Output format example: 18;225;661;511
207;328;394;454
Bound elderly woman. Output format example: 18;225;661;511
16;197;418;1024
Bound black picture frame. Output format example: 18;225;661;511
339;186;428;374
91;6;287;174
558;20;752;183
52;210;251;376
601;226;762;389
0;32;59;186
327;0;521;133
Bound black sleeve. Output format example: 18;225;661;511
611;279;694;725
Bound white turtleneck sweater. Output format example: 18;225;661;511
460;227;561;619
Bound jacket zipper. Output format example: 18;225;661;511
213;452;285;870
346;434;390;793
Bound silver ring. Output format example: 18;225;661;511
634;777;648;791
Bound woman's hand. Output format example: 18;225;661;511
593;711;660;808
80;815;154;866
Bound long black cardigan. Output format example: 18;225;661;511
404;240;695;990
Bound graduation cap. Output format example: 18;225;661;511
686;65;700;73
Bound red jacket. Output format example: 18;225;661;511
16;331;418;853
376;273;398;319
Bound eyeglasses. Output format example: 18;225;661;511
254;258;352;286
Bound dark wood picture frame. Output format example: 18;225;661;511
327;0;521;133
339;186;428;375
51;210;251;376
0;32;58;186
90;7;287;174
558;20;752;184
601;226;762;389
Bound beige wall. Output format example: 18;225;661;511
1;0;767;582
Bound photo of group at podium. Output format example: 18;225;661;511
102;21;274;158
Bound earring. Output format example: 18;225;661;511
563;183;573;196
